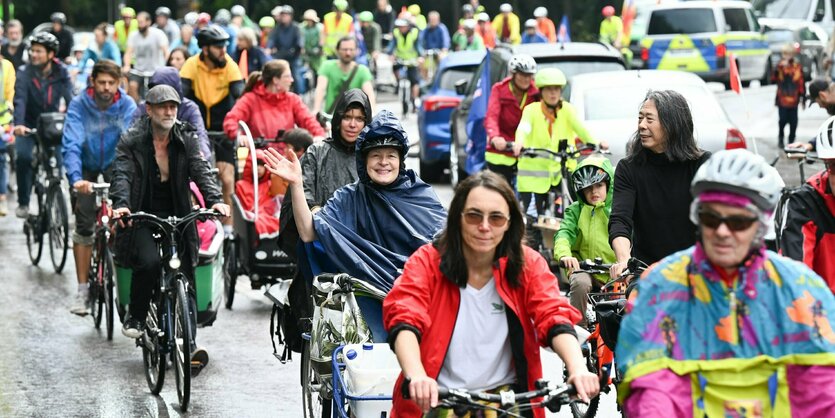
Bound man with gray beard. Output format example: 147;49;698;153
1;20;28;71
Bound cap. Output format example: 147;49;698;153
809;78;830;105
146;85;181;105
525;19;537;28
303;9;320;22
477;12;490;22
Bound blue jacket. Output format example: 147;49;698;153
233;47;270;73
14;58;73;128
419;23;451;51
62;88;136;184
268;22;302;61
522;33;548;44
79;40;122;71
171;37;200;56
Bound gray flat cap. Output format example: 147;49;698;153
146;85;181;105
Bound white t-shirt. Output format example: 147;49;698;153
128;27;169;73
436;278;516;391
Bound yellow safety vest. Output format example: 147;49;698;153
394;29;419;61
323;12;354;57
114;19;138;53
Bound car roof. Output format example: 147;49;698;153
570;70;708;89
502;42;624;60
439;50;485;70
759;18;811;30
652;0;751;10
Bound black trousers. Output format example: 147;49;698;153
129;225;194;322
485;162;517;189
777;106;799;146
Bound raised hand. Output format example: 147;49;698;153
262;147;303;185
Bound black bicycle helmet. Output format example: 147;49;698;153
50;12;67;24
30;32;60;53
360;136;402;155
197;25;230;48
572;163;610;197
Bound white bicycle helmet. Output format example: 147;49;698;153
816;115;835;159
231;5;246;17
508;54;537;74
690;149;784;212
184;11;199;26
534;7;548;18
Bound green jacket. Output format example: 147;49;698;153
553;156;616;282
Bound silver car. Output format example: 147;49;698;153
567;70;744;165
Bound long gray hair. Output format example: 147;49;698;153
625;90;705;163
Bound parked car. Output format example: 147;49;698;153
448;42;626;186
567;70;745;165
417;51;482;183
752;0;835;34
760;18;829;82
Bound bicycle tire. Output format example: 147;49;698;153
301;339;332;418
47;185;69;273
570;396;601;418
103;248;115;340
173;278;192;411
142;300;166;394
90;249;104;328
223;238;237;309
25;182;45;265
400;79;410;117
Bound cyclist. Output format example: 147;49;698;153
312;36;375;116
2;20;27;71
12;32;72;219
388;19;422;112
268;6;302;91
383;170;599;416
484;53;538;187
521;19;548;44
213;9;238;57
230;4;261;35
48;12;74;62
358;12;382;64
554;156;616;327
154;6;180;45
451;19;484;52
475;12;496;49
599;5;633;66
608;90;710;277
301;10;324;83
130;67;212;160
407;4;427;31
617;149;835;417
460;4;475;26
534;7;557;43
322;0;354;58
113;6;139;54
374;0;397;42
180;24;244;228
492;3;520;45
781;116;835;293
258;16;275;49
122;11;170;101
223;59;325;147
171;23;200;56
512;68;604;221
420;11;450;64
77;23;122;73
0;51;14;216
772;44;806;149
265;110;447;340
62;60;136;316
111;85;230;368
233;27;269;76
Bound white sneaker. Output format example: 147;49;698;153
70;290;90;316
15;205;28;219
0;199;7;216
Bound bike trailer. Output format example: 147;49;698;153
113;218;226;327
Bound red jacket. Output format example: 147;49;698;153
484;77;539;157
771;59;805;108
222;83;326;141
383;244;580;418
781;169;835;292
235;150;280;237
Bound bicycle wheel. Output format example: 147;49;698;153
47;185;69;273
301;339;332;418
142;300;166;394
173;278;192;411
103;248;115;340
569;340;601;418
223;238;237;309
399;79;410;117
89;250;103;328
25;182;45;265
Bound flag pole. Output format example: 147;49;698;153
730;53;759;155
739;81;759;155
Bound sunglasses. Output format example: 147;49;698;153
698;210;758;232
462;210;510;228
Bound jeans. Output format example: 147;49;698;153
0;150;7;194
15;134;35;206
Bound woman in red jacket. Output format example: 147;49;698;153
223;59;326;146
383;170;598;417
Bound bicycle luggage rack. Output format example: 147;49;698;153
331;344;394;418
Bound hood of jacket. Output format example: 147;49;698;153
574;155;615;208
355;110;410;186
241;149;271;184
329;88;372;151
68;87;136;176
807;169;832;197
150;66;184;97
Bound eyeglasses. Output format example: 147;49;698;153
698;210;758;232
462;210;510;228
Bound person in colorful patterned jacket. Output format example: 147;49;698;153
617;149;835;418
772;44;806;148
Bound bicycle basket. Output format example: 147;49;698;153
310;274;372;377
37;112;65;147
594;298;626;351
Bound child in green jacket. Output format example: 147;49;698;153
553;156;616;326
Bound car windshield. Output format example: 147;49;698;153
765;29;795;43
583;84;726;122
752;0;812;20
437;66;478;91
648;9;717;34
537;60;626;79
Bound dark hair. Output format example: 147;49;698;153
91;59;121;82
436;171;526;287
243;71;261;93
166;46;191;67
242;59;289;92
94;22;109;35
335;36;357;51
625;89;704;163
283;128;314;152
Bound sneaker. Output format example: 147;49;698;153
190;346;210;377
121;317;145;339
70;290;90;316
0;199;7;216
15;205;28;219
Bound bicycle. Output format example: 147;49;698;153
566;257;646;418
394;58;419;117
127;68;154;101
88;182;115;340
422;48;442;83
122;208;222;411
23;114;71;273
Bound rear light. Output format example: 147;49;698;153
422;96;462;112
641;47;649;62
793;42;801;53
716;43;726;59
725;128;747;150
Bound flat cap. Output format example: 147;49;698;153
146;85;181;105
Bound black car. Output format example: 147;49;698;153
760;18;829;82
448;42;627;186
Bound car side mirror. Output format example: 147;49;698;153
455;79;469;96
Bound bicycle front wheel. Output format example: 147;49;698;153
25;182;45;265
173;279;192;411
89;251;103;329
301;338;332;418
103;248;115;340
142;300;166;394
47;185;69;273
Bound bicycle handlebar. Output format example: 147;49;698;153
400;377;577;413
116;208;222;233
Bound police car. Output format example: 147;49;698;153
640;1;770;89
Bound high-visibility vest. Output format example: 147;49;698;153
114;19;138;52
323;12;354;57
394;28;419;60
599;16;624;46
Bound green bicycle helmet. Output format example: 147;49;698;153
359;11;374;23
259;16;276;28
572;163;610;202
334;0;349;11
535;67;567;89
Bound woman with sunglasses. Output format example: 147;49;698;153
617;149;835;418
383;170;599;417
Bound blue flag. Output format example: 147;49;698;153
557;15;571;43
465;49;490;175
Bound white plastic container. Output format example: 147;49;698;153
344;343;401;418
